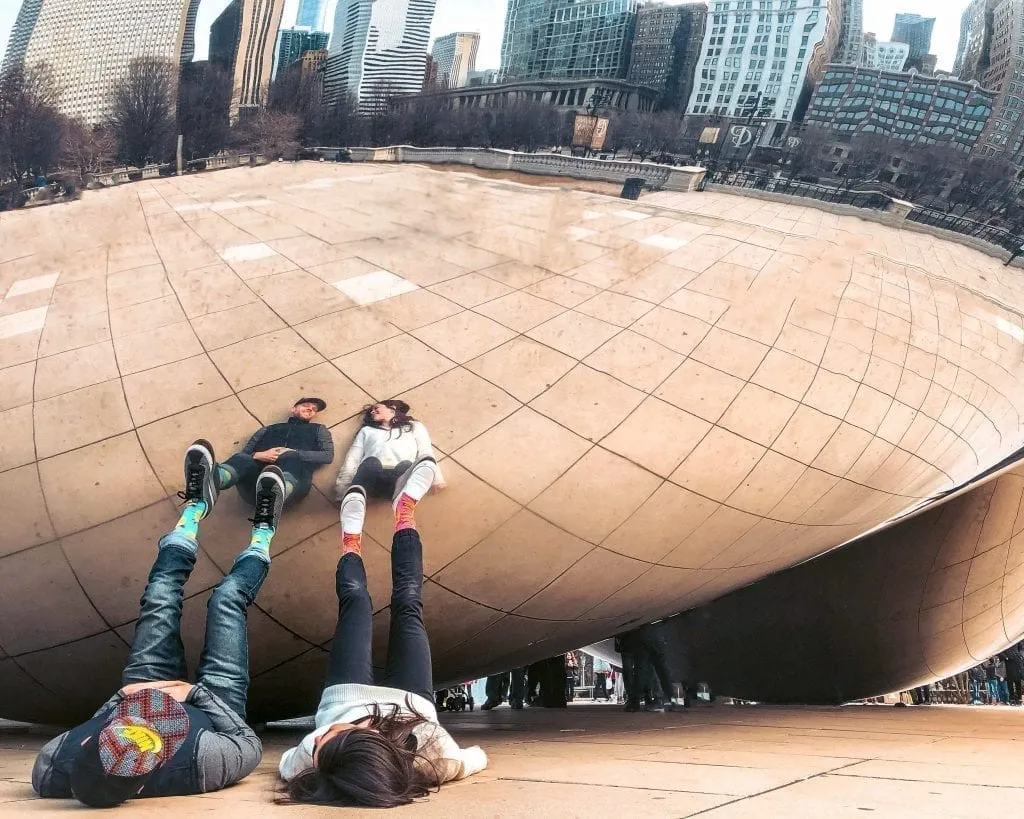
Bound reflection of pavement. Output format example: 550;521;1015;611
5;706;1024;816
6;162;1024;724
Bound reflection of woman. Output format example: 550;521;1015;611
333;401;446;505
279;460;486;807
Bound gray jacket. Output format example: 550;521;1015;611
32;683;261;797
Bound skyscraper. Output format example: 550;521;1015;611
952;0;1024;162
627;2;707;112
890;12;935;70
431;32;480;89
6;0;200;124
499;0;641;82
275;27;331;78
687;0;844;136
209;0;286;118
835;0;863;65
2;0;45;72
860;34;909;72
296;0;327;29
324;0;438;113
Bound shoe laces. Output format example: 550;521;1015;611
250;484;276;528
177;462;204;505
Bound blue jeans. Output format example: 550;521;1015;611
222;452;311;506
970;678;983;702
987;679;1001;702
121;533;269;717
325;529;432;702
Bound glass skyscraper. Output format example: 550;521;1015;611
499;0;641;82
296;0;327;29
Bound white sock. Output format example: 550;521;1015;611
340;492;366;535
401;461;437;502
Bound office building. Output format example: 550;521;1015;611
861;33;909;72
275;27;330;79
468;68;500;86
394;76;658;115
324;0;438;113
424;54;440;91
1;0;44;72
627;1;708;111
210;0;244;70
8;0;200;124
835;0;863;65
431;31;480;89
891;12;934;71
804;65;995;152
686;0;844;144
296;0;327;29
209;0;286;118
499;0;641;82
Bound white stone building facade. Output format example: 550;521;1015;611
324;0;437;113
686;0;840;129
431;31;480;89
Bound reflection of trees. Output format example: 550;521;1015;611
107;58;176;167
0;62;63;182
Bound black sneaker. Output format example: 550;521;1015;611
178;439;217;517
251;466;285;531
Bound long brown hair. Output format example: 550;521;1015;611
361;400;415;434
281;699;442;808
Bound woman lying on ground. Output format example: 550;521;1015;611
279;458;486;807
333;400;447;508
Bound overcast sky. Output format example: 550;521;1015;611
0;0;971;74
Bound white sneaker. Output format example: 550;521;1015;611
340;485;367;535
392;457;437;510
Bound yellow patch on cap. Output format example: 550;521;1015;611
115;724;163;755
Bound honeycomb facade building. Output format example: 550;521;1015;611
6;0;201;125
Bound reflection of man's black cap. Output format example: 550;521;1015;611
295;397;327;411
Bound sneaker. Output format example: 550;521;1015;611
480;699;500;711
178;439;217;517
340;485;367;534
392;457;438;510
251;466;285;530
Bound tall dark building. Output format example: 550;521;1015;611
275;28;330;78
891;12;935;71
209;0;243;70
1;0;44;71
627;1;707;112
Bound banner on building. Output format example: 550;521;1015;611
698;127;721;145
573;114;610;150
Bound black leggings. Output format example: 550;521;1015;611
351;457;413;499
324;528;432;702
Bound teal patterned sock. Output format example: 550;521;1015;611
174;501;207;541
237;524;274;565
215;465;236;490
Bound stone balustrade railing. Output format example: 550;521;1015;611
316;145;706;193
90;153;266;186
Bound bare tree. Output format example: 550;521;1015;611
947;155;1015;218
318;92;366;147
231;109;301;160
61;118;116;182
0;62;63;183
108;58;176;167
895;139;966;204
608;110;683;160
839;131;893;190
783;126;830;180
178;61;231;160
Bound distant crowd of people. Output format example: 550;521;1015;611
906;642;1024;706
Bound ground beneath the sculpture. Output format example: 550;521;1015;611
3;704;1022;816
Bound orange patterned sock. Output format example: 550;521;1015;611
342;532;362;556
394;494;417;532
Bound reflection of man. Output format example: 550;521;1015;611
217;398;334;507
32;441;281;807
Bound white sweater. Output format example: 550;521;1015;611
334;422;445;497
278;684;488;784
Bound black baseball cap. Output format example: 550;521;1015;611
295;397;327;411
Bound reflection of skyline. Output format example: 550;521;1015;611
0;0;975;77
